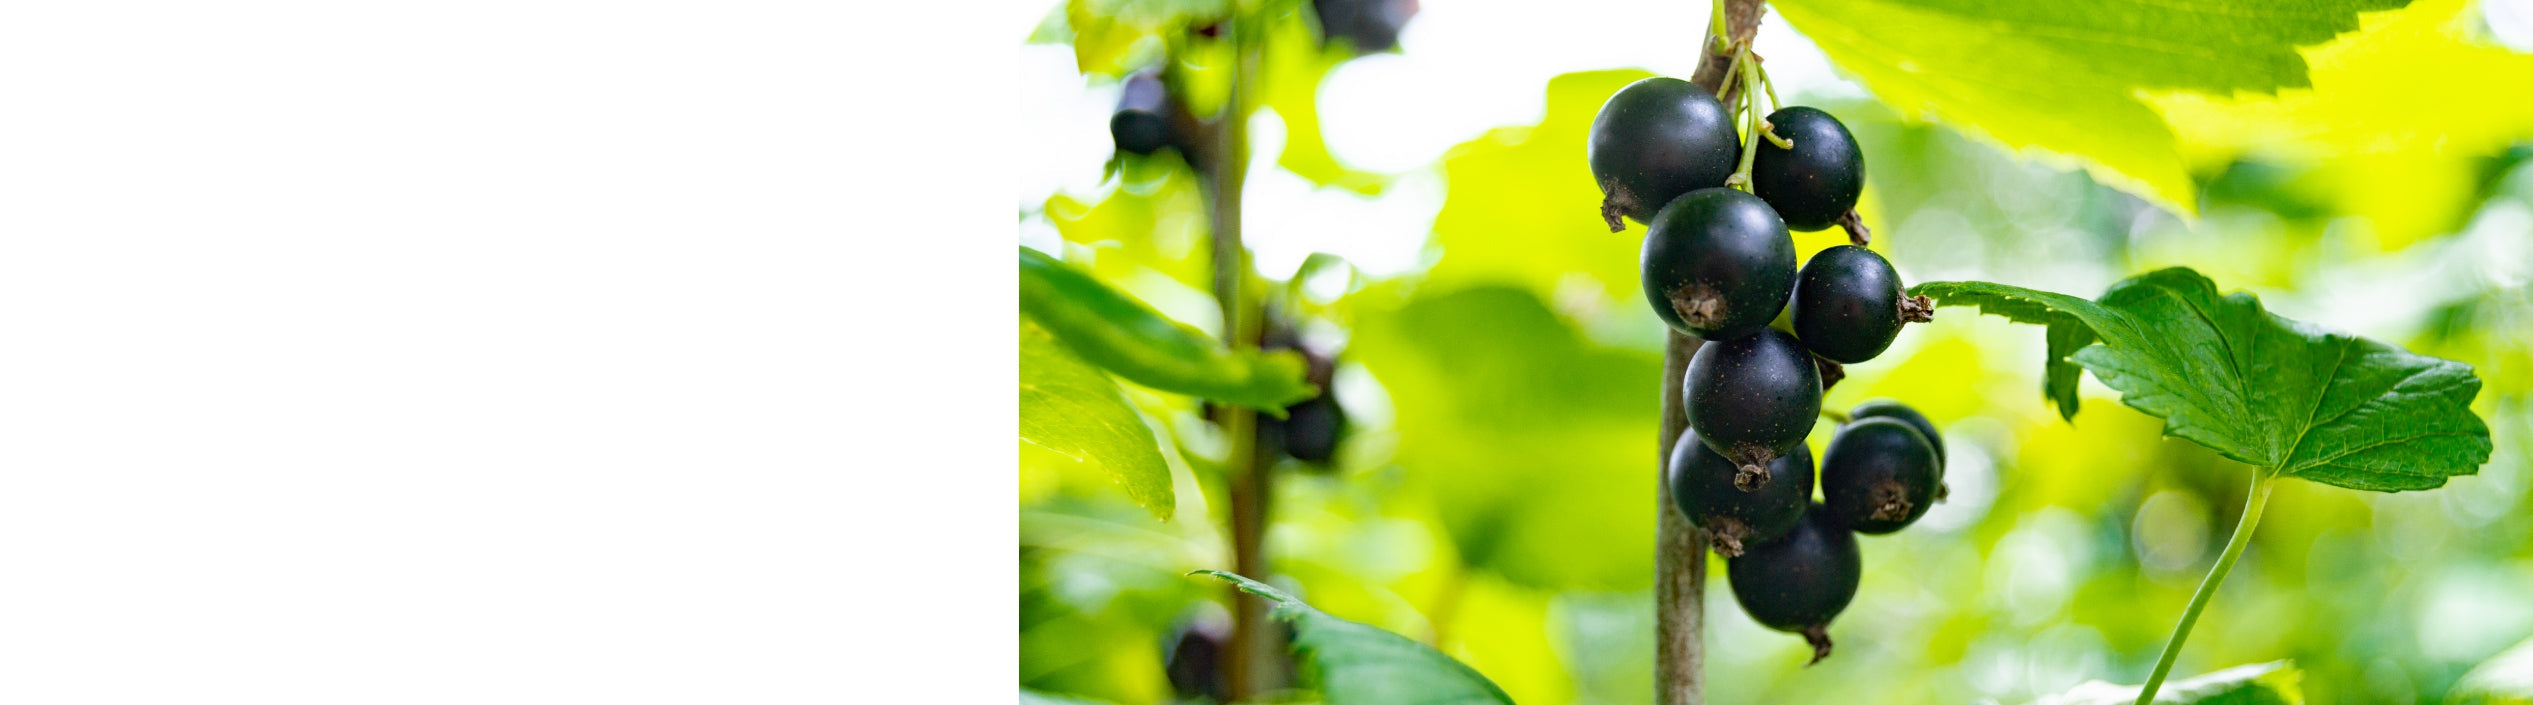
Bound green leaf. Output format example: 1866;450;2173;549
2029;661;2302;705
2449;635;2533;705
1021;246;1316;413
1257;8;1391;195
1190;570;1516;705
1063;0;1233;76
1914;268;2491;491
1019;689;1123;705
1905;279;2111;420
1349;285;1661;590
1021;322;1175;521
1772;0;2403;214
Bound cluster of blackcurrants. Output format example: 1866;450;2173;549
1589;75;1943;664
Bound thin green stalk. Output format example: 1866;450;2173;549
1709;0;1731;50
2133;469;2277;705
1727;48;1763;190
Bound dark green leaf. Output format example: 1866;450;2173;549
1020;322;1175;521
1773;0;2403;214
1913;268;2491;491
1907;279;2113;420
2029;661;2302;705
1021;246;1316;414
1190;570;1516;705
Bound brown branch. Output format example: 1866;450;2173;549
1194;17;1281;702
1659;2;1769;704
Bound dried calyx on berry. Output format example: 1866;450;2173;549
1819;416;1943;534
1641;188;1796;341
1670;430;1813;557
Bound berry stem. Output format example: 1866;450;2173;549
2133;468;2277;705
1727;48;1765;191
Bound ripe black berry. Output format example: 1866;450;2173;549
1819;417;1942;534
1112;71;1174;156
1163;617;1228;701
1276;348;1346;465
1750;106;1864;232
1685;328;1821;487
1641;188;1796;340
1311;0;1416;53
1669;430;1813;557
1791;245;1926;363
1728;504;1860;664
1588;77;1740;231
1849;399;1943;467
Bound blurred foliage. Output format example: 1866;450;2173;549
1022;320;1177;520
1021;0;2533;702
2032;661;2302;705
1020;246;1315;413
1199;570;1515;704
1772;0;2401;215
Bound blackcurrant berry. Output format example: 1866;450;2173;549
1685;328;1821;488
1849;399;1943;467
1588;77;1740;231
1750;106;1864;232
1791;245;1927;363
1728;504;1860;665
1819;417;1942;534
1642;187;1796;340
1277;348;1346;465
1669;430;1813;557
1163;616;1228;701
1112;71;1174;156
1312;0;1416;54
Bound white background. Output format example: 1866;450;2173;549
0;1;1015;701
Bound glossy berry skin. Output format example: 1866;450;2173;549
1111;72;1173;156
1589;77;1741;229
1751;106;1864;231
1642;188;1796;340
1791;245;1907;363
1728;503;1860;664
1670;430;1813;557
1819;417;1943;534
1685;328;1821;487
1849;399;1943;467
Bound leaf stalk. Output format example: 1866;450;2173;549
2133;469;2277;705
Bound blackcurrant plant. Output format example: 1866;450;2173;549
1668;429;1812;557
1683;327;1820;488
1727;503;1861;664
1588;77;1741;231
1641;187;1796;340
1750;106;1864;232
1819;416;1944;534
